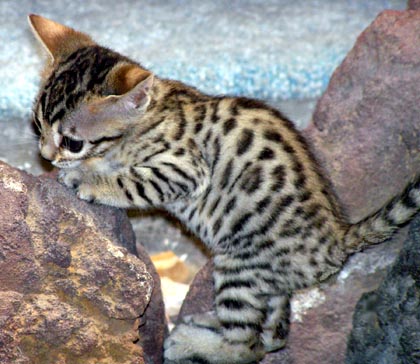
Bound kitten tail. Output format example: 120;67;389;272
344;176;420;254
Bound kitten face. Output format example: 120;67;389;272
29;14;154;168
32;60;153;168
34;95;134;168
31;52;153;168
35;88;153;168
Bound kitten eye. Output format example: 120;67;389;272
61;136;84;153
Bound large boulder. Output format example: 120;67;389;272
408;0;420;10
0;161;165;364
346;215;420;364
177;8;420;364
304;9;420;222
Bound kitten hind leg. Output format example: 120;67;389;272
164;320;262;364
214;267;267;358
165;309;264;363
260;293;291;352
164;254;269;364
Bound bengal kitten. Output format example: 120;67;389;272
29;14;420;364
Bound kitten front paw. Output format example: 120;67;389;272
76;183;96;203
58;169;82;189
58;169;96;203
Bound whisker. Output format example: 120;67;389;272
3;136;38;143
2;140;37;144
0;140;38;149
22;131;40;139
3;132;39;141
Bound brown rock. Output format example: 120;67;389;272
136;244;168;364
177;261;214;321
408;0;420;10
0;161;165;364
304;10;420;222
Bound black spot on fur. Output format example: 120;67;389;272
271;165;286;192
264;130;283;143
237;129;254;156
240;166;263;194
220;159;234;190
223;118;237;135
194;122;203;134
258;147;275;160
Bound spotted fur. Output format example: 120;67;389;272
29;14;420;364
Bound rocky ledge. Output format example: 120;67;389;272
0;162;165;364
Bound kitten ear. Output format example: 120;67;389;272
28;14;94;61
107;64;154;110
117;73;155;111
108;64;153;95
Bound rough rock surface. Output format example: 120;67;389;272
346;215;420;364
408;0;420;10
178;8;419;364
304;9;420;222
0;161;165;364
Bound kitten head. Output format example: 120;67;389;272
29;14;154;168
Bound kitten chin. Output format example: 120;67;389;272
52;160;82;169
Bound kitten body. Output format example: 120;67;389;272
29;15;420;364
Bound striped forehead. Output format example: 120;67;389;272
38;46;123;126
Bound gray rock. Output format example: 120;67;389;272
346;215;420;364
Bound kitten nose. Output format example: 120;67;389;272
40;144;56;161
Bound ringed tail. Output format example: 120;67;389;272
344;176;420;254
